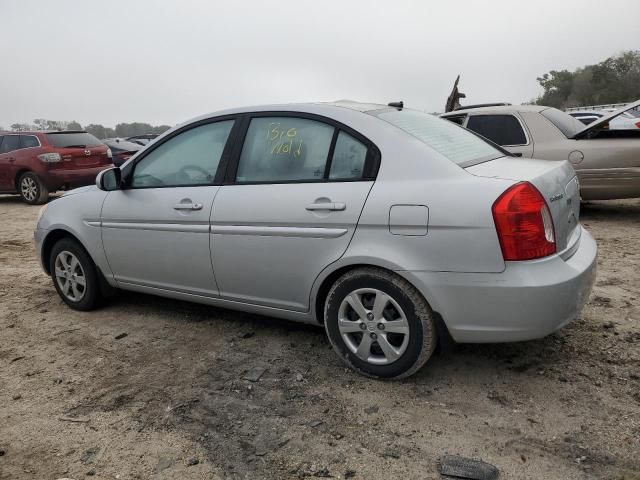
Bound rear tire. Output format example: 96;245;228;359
324;267;437;379
18;172;49;205
49;238;102;311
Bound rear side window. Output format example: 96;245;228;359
375;109;501;166
236;117;334;182
20;135;40;148
329;132;367;180
0;135;20;154
540;108;584;137
46;132;103;148
131;120;234;188
466;115;527;146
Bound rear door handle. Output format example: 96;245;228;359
306;202;346;211
173;203;203;211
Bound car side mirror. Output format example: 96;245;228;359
96;167;121;191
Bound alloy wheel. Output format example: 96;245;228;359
54;250;86;302
21;176;38;202
337;288;410;365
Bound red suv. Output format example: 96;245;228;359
0;131;112;204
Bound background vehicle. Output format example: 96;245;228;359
568;109;640;129
102;138;142;167
0;131;112;204
126;134;159;146
35;102;596;379
441;100;640;200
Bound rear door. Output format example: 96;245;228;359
210;114;379;311
465;113;534;158
101;118;237;295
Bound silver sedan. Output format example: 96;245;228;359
34;102;597;379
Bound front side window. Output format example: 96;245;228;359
329;131;367;179
131;120;233;188
236;117;334;182
375;109;501;166
466;115;527;146
0;135;20;154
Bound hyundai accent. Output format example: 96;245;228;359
34;102;597;378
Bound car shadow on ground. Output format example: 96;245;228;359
103;288;575;382
580;199;640;222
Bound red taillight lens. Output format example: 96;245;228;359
492;182;556;261
635;121;640;129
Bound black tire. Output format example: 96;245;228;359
18;172;49;205
324;267;437;379
49;237;102;311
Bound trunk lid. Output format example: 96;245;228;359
572;99;640;139
467;157;580;252
45;131;111;170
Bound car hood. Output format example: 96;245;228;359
62;185;98;197
572;99;640;139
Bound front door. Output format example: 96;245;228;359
0;135;20;191
211;115;378;311
101;119;235;296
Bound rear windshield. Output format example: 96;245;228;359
46;132;103;148
374;109;502;166
540;108;584;137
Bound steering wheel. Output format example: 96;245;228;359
177;164;213;183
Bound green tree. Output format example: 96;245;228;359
85;124;107;139
67;121;82;130
535;50;640;108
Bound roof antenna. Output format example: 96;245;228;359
388;101;404;110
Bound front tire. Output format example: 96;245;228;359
49;238;102;311
18;172;49;205
324;268;437;379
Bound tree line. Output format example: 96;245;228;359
534;50;640;108
5;120;171;139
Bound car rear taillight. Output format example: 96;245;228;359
635;121;640;129
37;153;61;163
492;182;556;261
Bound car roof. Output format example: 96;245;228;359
441;104;549;116
186;101;395;122
0;130;87;135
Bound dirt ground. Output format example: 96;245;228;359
0;194;638;480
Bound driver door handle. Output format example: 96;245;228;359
173;202;203;211
306;202;346;211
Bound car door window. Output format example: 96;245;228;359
236;117;334;183
466;115;527;146
329;131;367;180
0;135;20;154
20;135;40;148
130;120;234;188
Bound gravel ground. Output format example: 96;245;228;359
0;195;639;480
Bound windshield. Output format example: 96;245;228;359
374;109;502;166
46;132;103;148
540;108;585;137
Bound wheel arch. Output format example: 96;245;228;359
41;228;93;275
313;261;455;352
14;168;33;190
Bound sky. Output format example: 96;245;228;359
1;0;639;128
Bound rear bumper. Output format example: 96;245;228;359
44;165;109;190
401;226;597;343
